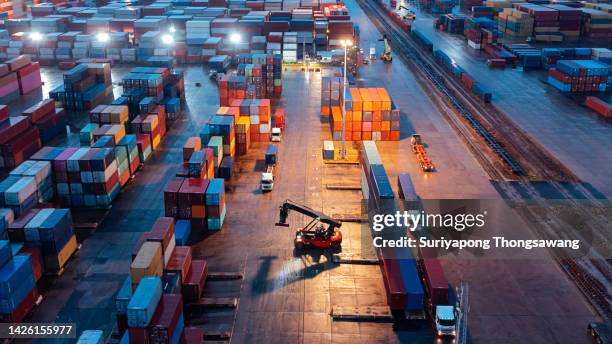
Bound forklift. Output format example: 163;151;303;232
275;200;343;250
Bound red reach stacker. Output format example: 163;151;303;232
275;199;343;250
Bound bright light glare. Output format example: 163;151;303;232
229;33;241;44
341;40;353;47
30;32;43;41
96;32;110;43
169;26;176;33
162;34;174;45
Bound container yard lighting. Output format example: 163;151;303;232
30;32;43;41
340;39;353;160
162;33;174;45
229;33;241;44
169;25;176;33
96;32;110;43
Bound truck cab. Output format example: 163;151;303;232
261;166;274;191
435;305;456;337
271;128;282;142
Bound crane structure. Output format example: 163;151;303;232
275;200;343;250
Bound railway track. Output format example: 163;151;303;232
355;0;611;322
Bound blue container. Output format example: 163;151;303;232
115;276;132;315
370;164;395;200
76;330;104;344
171;313;184;344
205;179;225;205
265;144;277;165
93;135;115;148
218;156;234;180
0;240;11;267
398;258;424;312
0;270;34;313
175;220;191;246
0;255;33;299
127;277;162;327
207;204;226;231
188;151;205;178
200;125;210;146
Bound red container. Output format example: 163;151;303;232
164;177;185;218
22;99;55;124
149;294;183;344
419;259;449;307
166;246;192;283
178;178;209;219
129;326;150;344
381;258;407;310
182;327;204;344
18;247;44;282
585;96;612;119
0;287;39;323
148;217;176;257
8;208;39;241
0;104;8;122
0;116;31;145
181;259;208;303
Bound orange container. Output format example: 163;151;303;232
345;131;352;141
352;121;361;131
372;111;382;122
350;88;362;111
360;89;372;112
353;131;362;141
363;131;372;140
390;131;400;140
382;121;391;131
370;88;382;111
321;106;330;116
372;121;381;131
352;111;362;121
377;88;392;111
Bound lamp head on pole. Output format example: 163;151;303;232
30;32;43;41
341;39;353;48
229;33;241;44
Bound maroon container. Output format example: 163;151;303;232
164;177;185;218
181;260;208;303
22;99;55;124
0;104;8;122
183;327;204;344
381;259;407;311
148;217;176;256
8;208;39;242
129;326;150;344
0;287;39;323
149;294;183;344
18;246;44;282
0;116;31;145
165;246;192;283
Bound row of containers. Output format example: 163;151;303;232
432;48;493;103
0;64;190;333
547;59;611;93
0;55;43;104
118;217;206;344
359;141;456;319
0;99;66;169
0;206;78;322
321;80;401;141
218;53;282;105
1;3;358;63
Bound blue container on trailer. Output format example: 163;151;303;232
205;179;225;205
175;220;191;246
370;164;395;200
115;276;132;315
265;144;278;165
165;98;181;113
0;240;11;267
398;258;424;311
0;255;33;299
127;276;162;327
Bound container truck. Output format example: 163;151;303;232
261;144;278;192
419;258;457;337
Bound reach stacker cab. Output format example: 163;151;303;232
271;127;282;142
275;199;343;250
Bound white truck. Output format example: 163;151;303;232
271;128;282;142
261;144;278;192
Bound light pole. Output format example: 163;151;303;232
162;33;174;57
341;39;352;160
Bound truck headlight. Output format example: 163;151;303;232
437;331;442;336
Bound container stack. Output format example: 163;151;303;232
497;8;534;38
585;96;612;120
359;141;394;205
22;208;77;273
89;105;130;126
236;53;283;98
0;173;38;217
328;88;400;141
545;5;580;40
0;113;42;169
516;4;562;42
7;159;53;205
581;9;612;39
4;55;43;96
320;76;342;117
0;250;39;322
122;67;185;120
235;116;251;156
49;63;113;111
229;99;272;142
205;178;226;231
22;100;66;144
547;60;610;93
